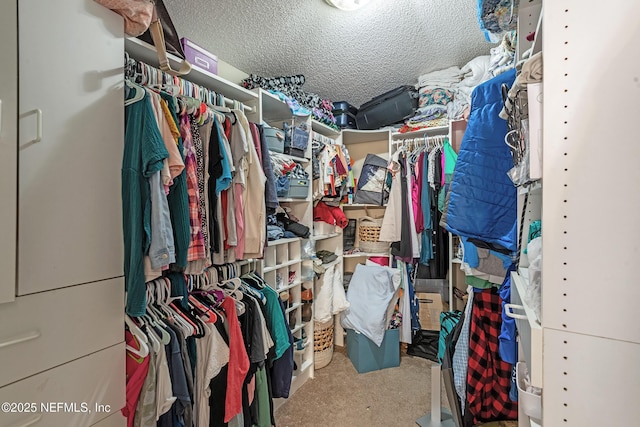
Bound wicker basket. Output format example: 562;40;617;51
357;216;389;254
313;319;334;369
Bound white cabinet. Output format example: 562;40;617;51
0;1;18;305
0;278;124;388
0;344;125;427
0;1;126;420
17;0;124;295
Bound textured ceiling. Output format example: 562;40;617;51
165;0;492;107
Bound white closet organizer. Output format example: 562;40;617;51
0;2;125;427
390;125;458;310
542;0;640;425
125;40;321;396
262;237;315;395
332;129;391;345
246;87;318;395
308;121;345;350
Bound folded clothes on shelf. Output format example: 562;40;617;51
316;250;338;264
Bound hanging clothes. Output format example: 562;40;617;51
161;93;190;271
122;330;150;427
379;153;402;243
254;124;279;226
465;288;518;425
442;69;518;254
122;91;170;316
391;156;414;261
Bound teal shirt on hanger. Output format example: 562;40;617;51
123;91;169;316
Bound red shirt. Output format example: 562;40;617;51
222;297;250;423
122;330;150;427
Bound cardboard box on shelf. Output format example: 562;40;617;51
416;292;443;331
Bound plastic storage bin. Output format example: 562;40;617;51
180;38;218;74
287;178;309;199
264;127;284;153
346;328;400;373
516;362;542;424
333;101;358;129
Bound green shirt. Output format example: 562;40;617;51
123;92;169;316
260;285;292;359
465;275;499;290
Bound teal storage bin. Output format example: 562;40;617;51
346;328;400;373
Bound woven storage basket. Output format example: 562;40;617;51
357;216;389;254
314;319;334;369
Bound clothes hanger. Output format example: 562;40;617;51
124;314;149;346
155;278;200;337
188;294;218;323
126;333;149;363
171;299;205;337
153;278;186;332
140;318;161;353
145;286;172;344
125;322;150;359
124;80;145;106
158;278;197;337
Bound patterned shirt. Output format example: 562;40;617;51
190;118;209;257
181;116;205;261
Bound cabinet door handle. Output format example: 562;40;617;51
33;108;43;144
0;99;3;134
20;108;43;147
12;415;42;427
505;303;528;320
0;330;41;349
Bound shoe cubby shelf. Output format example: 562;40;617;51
299;359;314;373
286;302;303;314
261;236;315;396
290;323;305;335
262;259;300;273
267;236;300;247
276;280;302;293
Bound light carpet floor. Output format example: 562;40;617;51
275;346;444;427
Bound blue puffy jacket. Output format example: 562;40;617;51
443;69;517;253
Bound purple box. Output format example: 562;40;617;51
180;38;218;74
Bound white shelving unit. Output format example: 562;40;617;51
334;129;393;346
262;237;314;397
542;1;640;425
252;87;317;396
125;37;258;103
391;125;461;311
309;123;346;350
312;119;341;139
516;0;543;63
